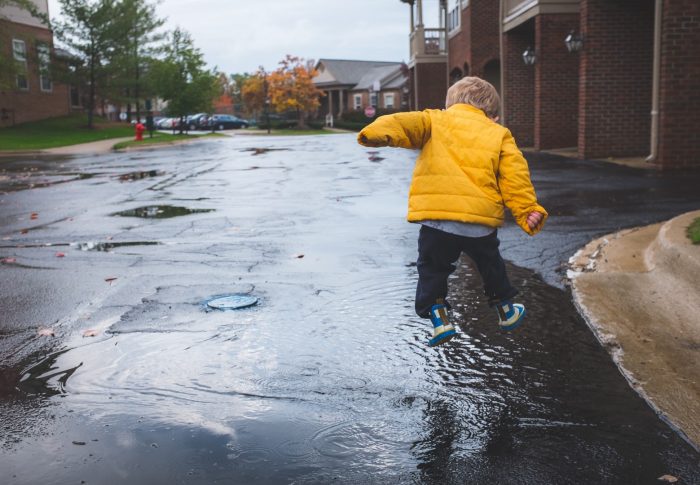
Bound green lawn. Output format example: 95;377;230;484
687;217;700;245
113;132;224;150
0;114;134;150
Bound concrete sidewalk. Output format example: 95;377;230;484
569;210;700;448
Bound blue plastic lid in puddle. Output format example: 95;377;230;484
206;294;258;310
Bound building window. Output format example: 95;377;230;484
37;42;52;92
447;0;461;32
12;39;26;62
13;39;29;91
383;93;395;109
353;94;362;110
370;92;378;108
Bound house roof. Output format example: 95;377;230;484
353;64;405;91
313;59;400;88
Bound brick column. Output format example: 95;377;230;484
534;14;579;150
578;0;655;159
503;24;535;147
657;0;700;168
416;62;448;110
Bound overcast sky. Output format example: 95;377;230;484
47;0;443;74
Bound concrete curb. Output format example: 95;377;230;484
568;209;700;451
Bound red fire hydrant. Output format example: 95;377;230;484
135;121;145;141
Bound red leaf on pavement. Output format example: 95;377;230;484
104;277;117;284
1;257;16;264
30;212;38;220
37;327;55;337
82;329;98;337
55;252;66;258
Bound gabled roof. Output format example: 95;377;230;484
353;64;405;91
313;59;400;88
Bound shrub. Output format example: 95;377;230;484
687;217;700;245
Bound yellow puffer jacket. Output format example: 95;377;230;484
358;104;547;235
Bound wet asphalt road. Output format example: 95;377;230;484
0;134;699;484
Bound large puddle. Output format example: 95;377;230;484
1;136;698;484
112;205;214;218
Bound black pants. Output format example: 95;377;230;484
415;225;518;318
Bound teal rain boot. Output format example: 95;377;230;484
496;300;526;331
428;299;457;347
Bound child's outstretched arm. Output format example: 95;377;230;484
357;111;432;149
497;130;548;236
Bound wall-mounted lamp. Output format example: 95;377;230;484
522;46;536;66
565;30;584;52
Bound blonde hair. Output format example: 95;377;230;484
445;76;500;118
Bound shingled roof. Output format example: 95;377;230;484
313;59;401;88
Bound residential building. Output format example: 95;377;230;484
313;59;409;119
0;0;74;127
401;0;700;169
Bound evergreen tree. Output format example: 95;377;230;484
149;28;217;133
110;0;165;121
54;0;120;128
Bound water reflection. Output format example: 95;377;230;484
112;205;214;218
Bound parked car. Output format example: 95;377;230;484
208;114;249;130
187;113;209;130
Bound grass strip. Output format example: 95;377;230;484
687;217;700;245
112;132;224;150
0;114;134;150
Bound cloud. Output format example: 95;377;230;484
48;0;425;73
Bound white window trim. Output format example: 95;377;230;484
383;93;395;109
37;43;52;92
13;39;27;62
13;39;29;91
353;94;362;110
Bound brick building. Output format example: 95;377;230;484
0;0;75;127
313;59;409;120
401;0;700;169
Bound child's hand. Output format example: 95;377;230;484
359;134;385;147
526;211;544;230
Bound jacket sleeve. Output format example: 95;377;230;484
497;129;548;236
357;111;432;149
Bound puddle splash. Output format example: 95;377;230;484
112;205;214;218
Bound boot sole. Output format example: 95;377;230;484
428;329;457;347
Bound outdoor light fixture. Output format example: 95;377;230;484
565;30;584;52
522;46;536;66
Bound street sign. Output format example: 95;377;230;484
364;106;376;118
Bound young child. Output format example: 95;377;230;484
358;76;547;347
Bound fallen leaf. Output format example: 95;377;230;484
55;252;66;258
82;329;98;337
294;254;305;259
72;441;86;446
1;257;16;264
20;229;28;234
37;327;55;337
658;475;678;483
30;212;38;220
104;277;117;284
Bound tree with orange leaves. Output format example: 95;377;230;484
268;55;322;128
241;68;267;120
